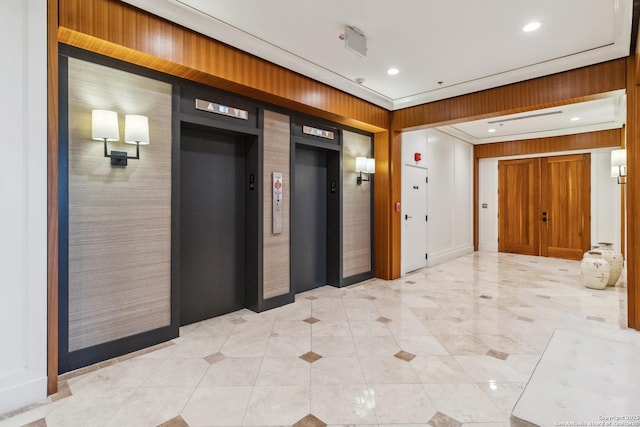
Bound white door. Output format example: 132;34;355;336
402;166;428;273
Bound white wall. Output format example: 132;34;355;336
401;129;474;270
478;148;622;253
478;159;499;251
0;0;48;415
428;129;474;264
591;150;622;250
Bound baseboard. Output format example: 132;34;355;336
478;243;498;252
0;375;47;416
426;245;474;267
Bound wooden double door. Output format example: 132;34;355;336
498;154;590;260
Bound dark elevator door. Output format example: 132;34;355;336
180;124;246;325
293;146;328;293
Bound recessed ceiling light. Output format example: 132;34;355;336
488;128;496;133
523;22;541;32
570;116;580;121
387;68;399;76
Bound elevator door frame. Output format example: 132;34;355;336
177;122;258;325
172;107;262;327
290;137;342;293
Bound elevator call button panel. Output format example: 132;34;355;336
272;172;283;234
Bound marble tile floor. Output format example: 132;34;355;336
511;329;640;426
2;252;639;427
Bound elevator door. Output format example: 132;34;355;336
180;124;246;325
293;146;328;293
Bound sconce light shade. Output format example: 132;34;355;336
91;110;149;166
611;148;627;184
611;149;626;168
366;158;376;174
611;166;619;178
124;115;150;145
92;110;119;141
356;156;375;185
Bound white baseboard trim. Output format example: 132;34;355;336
426;245;474;267
478;243;498;252
0;375;48;416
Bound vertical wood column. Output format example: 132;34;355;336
627;56;639;330
373;127;402;281
390;130;402;279
373;131;391;278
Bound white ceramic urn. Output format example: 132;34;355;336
580;251;610;290
583;245;599;259
596;242;623;286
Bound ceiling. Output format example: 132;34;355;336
122;0;632;140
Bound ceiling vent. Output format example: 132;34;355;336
487;110;562;124
343;26;367;57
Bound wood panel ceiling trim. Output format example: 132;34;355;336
57;0;390;132
474;128;622;159
394;59;627;131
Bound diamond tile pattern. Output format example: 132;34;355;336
299;351;323;364
487;349;509;360
4;253;637;427
21;419;47;427
293;413;328;427
156;415;189;427
428;410;463;427
203;352;225;364
394;350;416;362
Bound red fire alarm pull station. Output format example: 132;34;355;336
394;202;401;212
414;152;422;162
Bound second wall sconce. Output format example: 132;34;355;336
355;156;375;185
610;148;627;184
92;109;150;166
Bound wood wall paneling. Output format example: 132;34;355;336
263;110;291;299
390;130;402;279
473;156;479;251
627;56;638;329
373;128;401;280
342;130;372;277
474;129;622;159
47;0;59;395
67;58;172;351
473;129;621;251
394;59;627;131
57;0;389;132
373;131;391;279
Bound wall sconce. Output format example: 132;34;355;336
92;110;149;166
610;148;626;184
355;156;375;185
